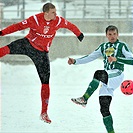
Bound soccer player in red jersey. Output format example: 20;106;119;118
0;2;84;123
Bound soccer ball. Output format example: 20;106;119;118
120;80;133;95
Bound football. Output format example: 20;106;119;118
120;80;133;95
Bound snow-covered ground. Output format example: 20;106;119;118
0;57;133;133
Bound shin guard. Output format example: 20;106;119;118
103;115;115;133
83;78;100;101
41;84;50;114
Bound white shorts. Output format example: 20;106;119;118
99;69;124;96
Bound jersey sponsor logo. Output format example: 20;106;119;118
43;26;50;34
36;32;54;38
105;47;115;57
22;20;27;25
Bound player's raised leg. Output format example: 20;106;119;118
71;70;108;107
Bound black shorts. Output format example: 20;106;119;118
8;38;50;84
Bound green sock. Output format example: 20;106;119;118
103;115;115;133
83;78;100;101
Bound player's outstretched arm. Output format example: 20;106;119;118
68;58;76;65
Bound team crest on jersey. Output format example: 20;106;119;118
43;26;50;34
105;47;115;57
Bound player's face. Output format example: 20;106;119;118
45;8;57;21
106;29;118;43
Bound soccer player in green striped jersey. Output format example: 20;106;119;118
68;25;133;133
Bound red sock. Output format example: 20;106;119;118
41;84;50;114
0;46;10;58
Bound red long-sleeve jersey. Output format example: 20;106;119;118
1;13;82;52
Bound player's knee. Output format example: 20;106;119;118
99;96;112;117
41;74;50;84
93;70;108;84
100;107;110;117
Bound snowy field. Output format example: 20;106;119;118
0;57;133;133
0;0;133;132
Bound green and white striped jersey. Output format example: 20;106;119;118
75;40;133;71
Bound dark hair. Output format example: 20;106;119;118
42;3;55;12
105;25;118;34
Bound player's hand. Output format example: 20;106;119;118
77;33;84;42
108;56;117;63
68;58;76;65
0;31;2;35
